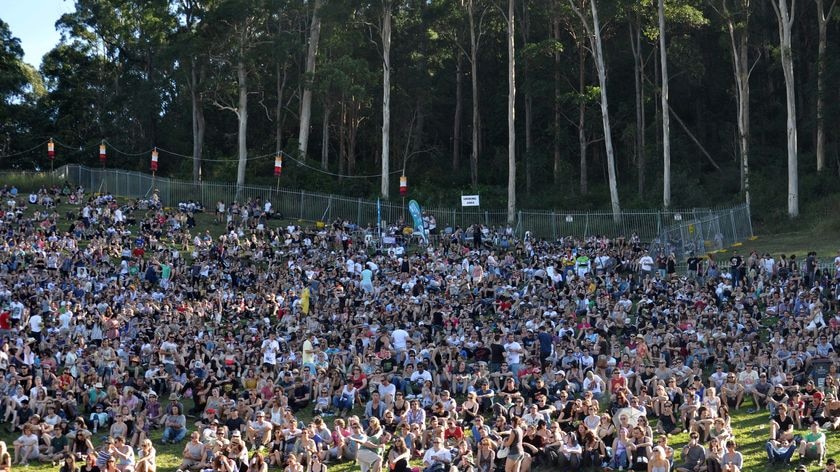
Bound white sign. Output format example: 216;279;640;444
461;195;480;207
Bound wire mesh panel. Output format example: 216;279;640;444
52;165;753;258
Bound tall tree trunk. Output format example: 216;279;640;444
468;1;481;187
236;58;248;199
321;102;330;170
553;17;562;185
570;0;621;220
506;0;516;225
718;0;753;205
190;59;204;183
658;0;671;208
453;49;463;171
275;61;287;155
578;45;588;195
381;0;393;198
816;0;835;172
772;0;799;218
630;14;645;196
297;0;323;160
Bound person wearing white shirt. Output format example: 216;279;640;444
29;313;44;341
422;438;452;471
639;253;655;276
391;327;410;362
504;334;524;377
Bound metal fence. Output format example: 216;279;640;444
42;165;751;254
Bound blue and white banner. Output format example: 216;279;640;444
408;200;427;243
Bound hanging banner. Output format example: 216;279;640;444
274;155;283;177
99;143;107;163
399;175;408;197
150;148;159;172
408;200;427;243
47;139;55;160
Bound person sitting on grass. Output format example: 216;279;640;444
0;441;12;472
656;401;682;435
162;405;187;444
770;403;796;444
176;431;207;472
13;423;40;465
797;422;826;466
674;432;705;472
246;411;273;449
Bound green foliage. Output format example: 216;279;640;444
0;0;837;218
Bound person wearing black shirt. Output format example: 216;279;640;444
686;256;701;280
489;335;505;373
473;225;482;249
473;342;491;363
771;404;795;442
729;252;743;285
79;453;101;472
224;409;246;435
290;378;311;412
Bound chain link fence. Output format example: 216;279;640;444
45;165;752;255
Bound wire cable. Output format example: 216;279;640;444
6;137;409;180
0;140;50;158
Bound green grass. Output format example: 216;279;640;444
4;199;838;471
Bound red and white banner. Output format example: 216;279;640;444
47;139;55;160
274;155;283;177
399;175;408;197
151;148;159;172
99;143;107;163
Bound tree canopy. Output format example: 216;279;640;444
2;0;840;220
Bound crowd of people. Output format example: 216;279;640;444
0;183;838;472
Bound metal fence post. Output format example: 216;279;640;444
730;209;738;242
745;204;754;237
299;191;304;220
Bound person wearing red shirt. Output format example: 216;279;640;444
0;309;11;334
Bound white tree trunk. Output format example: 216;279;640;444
816;0;835;172
381;0;392;199
658;0;671;208
297;0;323;160
236;58;248;199
570;0;621;220
722;0;752;206
506;0;516;225
773;0;798;218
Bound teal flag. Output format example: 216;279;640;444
408;200;427;243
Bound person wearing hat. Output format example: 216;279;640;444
90;404;109;434
768;384;789;418
246;411;273;448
